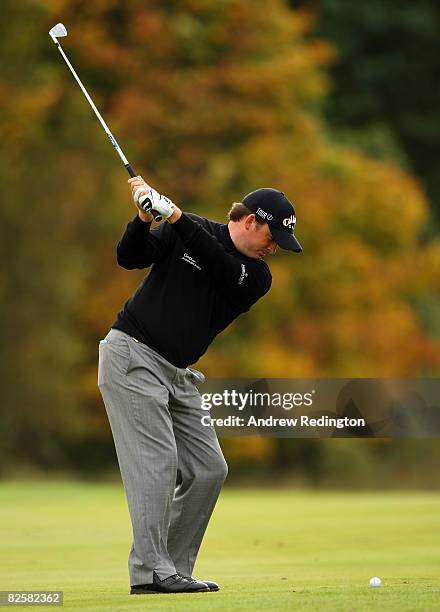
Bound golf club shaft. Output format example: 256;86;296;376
53;40;161;221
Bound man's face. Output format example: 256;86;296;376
243;217;278;259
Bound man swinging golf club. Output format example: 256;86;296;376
48;19;302;597
97;180;302;595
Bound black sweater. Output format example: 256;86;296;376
112;212;272;368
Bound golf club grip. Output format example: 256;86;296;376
124;164;162;222
125;163;137;178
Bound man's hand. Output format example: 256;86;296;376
135;186;175;220
128;176;153;222
128;177;182;223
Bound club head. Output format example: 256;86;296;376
49;23;67;42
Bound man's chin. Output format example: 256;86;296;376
236;246;260;259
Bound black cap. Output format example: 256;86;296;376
242;188;302;253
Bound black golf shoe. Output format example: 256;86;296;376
179;574;220;591
130;571;209;595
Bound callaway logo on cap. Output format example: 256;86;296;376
242;188;302;253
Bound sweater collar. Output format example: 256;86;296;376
220;223;240;254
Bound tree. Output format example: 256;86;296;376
1;0;439;472
295;0;440;223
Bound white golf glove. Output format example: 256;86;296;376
133;186;175;220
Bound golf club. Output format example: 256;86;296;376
49;23;162;221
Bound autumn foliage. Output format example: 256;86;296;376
0;0;439;471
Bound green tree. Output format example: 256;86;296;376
295;0;440;222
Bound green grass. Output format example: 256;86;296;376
0;481;439;611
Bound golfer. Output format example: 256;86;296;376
97;178;302;595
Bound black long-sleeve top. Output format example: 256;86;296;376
112;212;272;368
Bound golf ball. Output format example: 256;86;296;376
369;576;382;588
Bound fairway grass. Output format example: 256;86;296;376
0;481;439;611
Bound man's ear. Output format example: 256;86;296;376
244;214;256;230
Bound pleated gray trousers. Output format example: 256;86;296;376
97;328;228;586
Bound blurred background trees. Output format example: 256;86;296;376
295;0;440;225
0;0;439;483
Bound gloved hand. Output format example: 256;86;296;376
133;186;175;220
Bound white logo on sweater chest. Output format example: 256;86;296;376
182;253;202;271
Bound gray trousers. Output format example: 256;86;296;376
97;328;228;586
